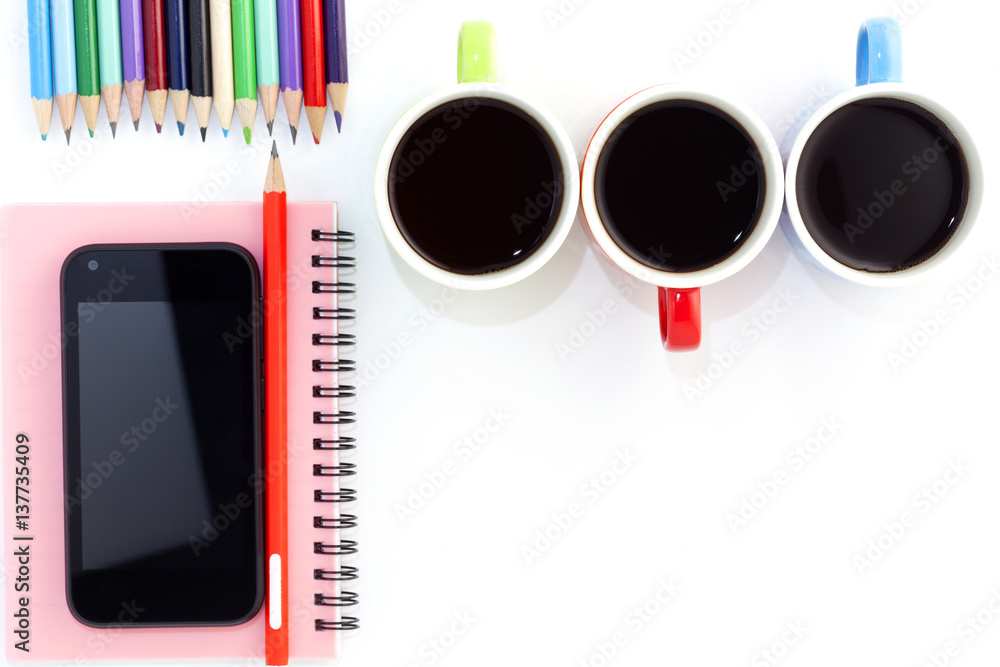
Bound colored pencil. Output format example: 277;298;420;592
95;0;123;137
209;0;233;136
300;0;325;144
322;0;345;132
254;0;279;136
119;0;145;130
262;140;289;667
232;0;257;144
276;0;302;143
73;0;100;137
28;0;53;140
142;0;168;132
165;0;189;134
186;0;211;141
51;0;78;143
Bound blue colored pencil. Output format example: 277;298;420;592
28;0;54;139
50;0;78;143
165;0;189;134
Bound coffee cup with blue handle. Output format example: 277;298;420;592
783;18;983;286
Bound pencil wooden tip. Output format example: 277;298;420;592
81;96;101;135
148;89;169;128
169;89;191;127
305;105;326;144
327;83;347;132
264;143;285;194
281;89;303;139
125;79;146;127
192;96;213;138
236;98;258;143
101;84;123;134
55;93;78;134
31;97;53;139
260;83;280;133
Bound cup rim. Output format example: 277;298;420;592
783;82;984;286
579;84;785;290
373;82;581;291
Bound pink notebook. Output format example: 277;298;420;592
0;203;357;662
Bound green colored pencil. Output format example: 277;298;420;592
95;0;123;137
254;0;280;135
232;0;257;144
74;0;101;137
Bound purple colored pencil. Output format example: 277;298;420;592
276;0;303;143
120;0;146;130
323;0;347;131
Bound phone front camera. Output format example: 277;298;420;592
87;260;98;271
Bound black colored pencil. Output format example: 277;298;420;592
186;0;212;141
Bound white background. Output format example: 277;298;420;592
2;0;1000;665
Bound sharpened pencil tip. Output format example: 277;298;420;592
177;121;185;136
290;126;297;144
271;141;278;158
334;111;342;133
110;122;117;139
223;128;229;138
155;123;162;134
40;134;47;141
243;127;252;144
65;128;71;144
200;127;207;142
267;121;273;135
313;134;320;145
133;119;140;131
88;129;94;138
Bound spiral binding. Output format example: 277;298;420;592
312;227;359;633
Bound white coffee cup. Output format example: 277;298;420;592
782;18;983;286
580;85;784;351
374;21;580;291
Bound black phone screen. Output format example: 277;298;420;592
61;245;262;627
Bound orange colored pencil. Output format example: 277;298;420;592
263;141;290;667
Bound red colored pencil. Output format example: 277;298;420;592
263;141;290;667
142;0;168;132
300;0;326;144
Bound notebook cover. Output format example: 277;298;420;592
0;203;343;662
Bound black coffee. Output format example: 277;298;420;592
594;100;765;273
388;98;564;275
795;98;969;272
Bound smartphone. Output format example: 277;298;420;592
61;244;263;627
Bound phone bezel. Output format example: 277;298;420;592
60;243;263;628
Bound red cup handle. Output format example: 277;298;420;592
658;287;701;351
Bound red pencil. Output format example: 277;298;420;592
141;0;168;132
301;0;326;144
263;141;290;666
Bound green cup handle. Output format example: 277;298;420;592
457;21;497;84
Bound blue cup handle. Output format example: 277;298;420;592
857;18;903;85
